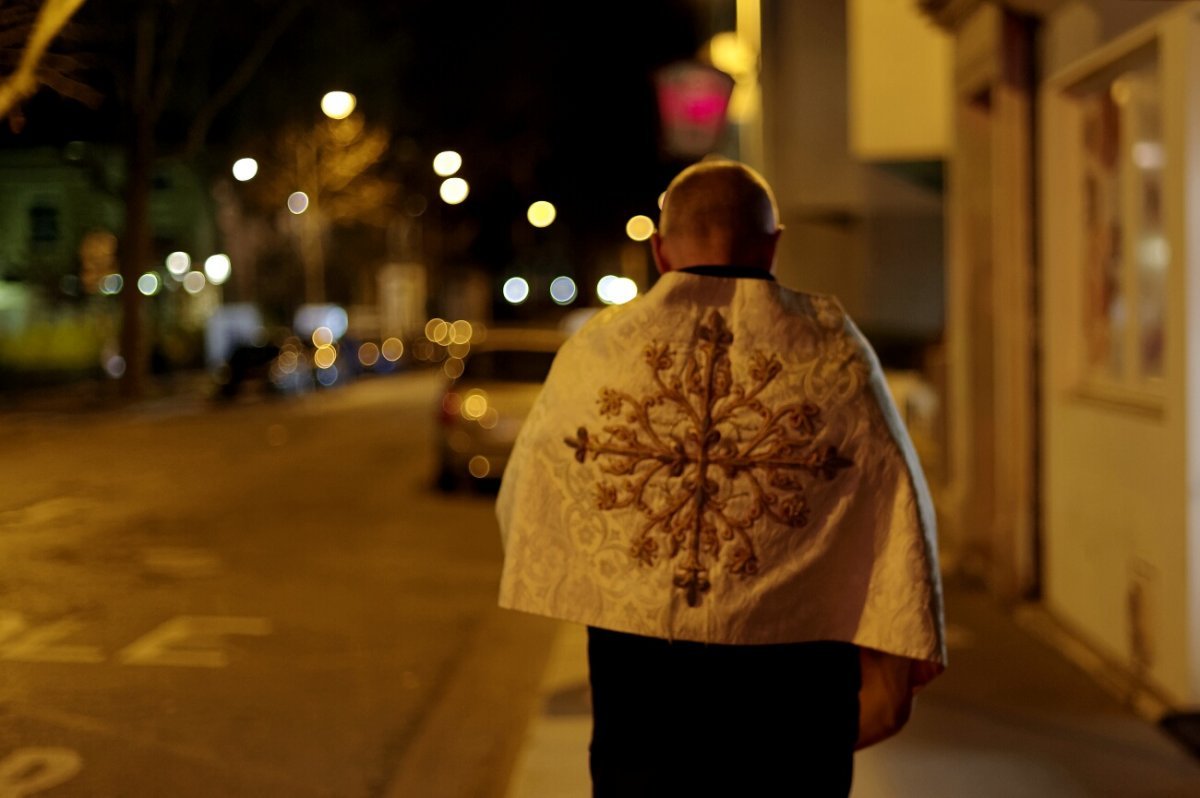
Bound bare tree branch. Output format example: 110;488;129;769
37;62;102;107
149;0;197;116
0;0;88;120
183;0;309;157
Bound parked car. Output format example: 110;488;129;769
434;327;565;490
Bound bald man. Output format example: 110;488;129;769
498;160;945;797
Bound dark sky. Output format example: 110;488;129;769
227;0;708;233
2;0;720;288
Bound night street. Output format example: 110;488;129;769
0;372;555;797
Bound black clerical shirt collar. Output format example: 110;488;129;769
677;265;776;281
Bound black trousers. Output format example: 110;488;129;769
587;627;860;798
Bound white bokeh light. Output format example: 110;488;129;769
320;91;356;120
137;272;161;296
182;271;207;295
204;254;232;285
232;158;258;181
288;192;310;214
597;275;638;305
433;150;462;176
439;177;469;205
549;276;577;305
165;251;190;276
502;277;530;304
99;274;123;295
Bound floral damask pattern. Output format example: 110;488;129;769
564;309;853;607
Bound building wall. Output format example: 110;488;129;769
760;0;944;343
1040;0;1196;703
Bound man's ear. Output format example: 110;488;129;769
761;227;783;272
650;233;671;275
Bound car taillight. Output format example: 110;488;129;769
440;392;461;425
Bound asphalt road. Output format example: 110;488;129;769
0;372;557;797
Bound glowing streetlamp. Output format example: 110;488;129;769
204;254;232;285
433;150;462;176
626;215;655;241
502;277;530;304
320;91;356;120
527;200;557;228
232;158;258;181
288;192;310;214
440;177;469;205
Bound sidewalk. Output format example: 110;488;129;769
505;582;1200;797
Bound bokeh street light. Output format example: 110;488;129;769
232;158;259;181
320;91;356;120
433;150;462;176
204;254;232;285
165;251;190;277
137;273;160;296
549;276;577;305
597;275;638;305
182;271;207;294
440;177;469;205
626;215;655;241
288;191;310;214
527;200;557;228
99;274;123;295
502;277;530;304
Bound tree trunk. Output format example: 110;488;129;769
120;109;152;399
119;3;156;399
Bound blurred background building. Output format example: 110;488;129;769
821;0;1189;716
740;0;1197;721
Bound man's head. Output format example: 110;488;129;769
652;159;782;274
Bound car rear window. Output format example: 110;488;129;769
460;349;556;382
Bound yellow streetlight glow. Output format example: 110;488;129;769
424;317;447;342
444;357;465;379
313;345;337;369
450;319;473;344
381;338;404;362
440;177;469;205
708;31;757;79
527;200;557;228
433;150;462;176
321;91;356;120
461;390;489;420
312;326;334;347
626;215;655;241
358;342;380;367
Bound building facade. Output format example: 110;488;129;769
754;0;1198;711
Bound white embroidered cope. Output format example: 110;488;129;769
497;272;946;740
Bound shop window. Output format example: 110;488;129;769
29;205;59;244
1078;61;1165;384
1046;30;1172;406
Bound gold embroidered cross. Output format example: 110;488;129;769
564;309;852;607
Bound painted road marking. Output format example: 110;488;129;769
0;613;272;667
0;748;81;797
117;615;272;668
0;620;103;664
